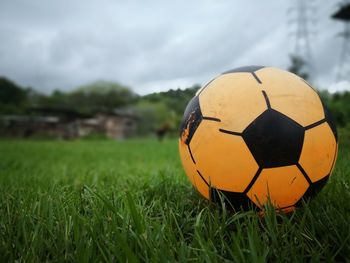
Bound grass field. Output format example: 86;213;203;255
0;137;349;262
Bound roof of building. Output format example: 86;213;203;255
332;4;350;21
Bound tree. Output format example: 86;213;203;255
288;55;309;80
0;77;28;114
69;81;138;114
37;81;139;115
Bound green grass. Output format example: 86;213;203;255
0;138;349;262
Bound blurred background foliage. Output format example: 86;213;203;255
0;76;199;137
35;81;138;115
1;75;349;137
319;91;350;128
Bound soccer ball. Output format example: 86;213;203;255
179;66;338;212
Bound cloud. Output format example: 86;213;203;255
0;0;346;94
328;81;350;93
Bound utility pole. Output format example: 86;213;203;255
332;1;350;81
288;0;315;80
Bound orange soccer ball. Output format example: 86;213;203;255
179;66;338;212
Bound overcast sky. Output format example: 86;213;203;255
0;0;348;94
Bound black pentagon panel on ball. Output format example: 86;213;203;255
210;188;259;211
322;102;338;142
295;175;329;207
242;109;305;168
222;65;265;75
179;96;203;145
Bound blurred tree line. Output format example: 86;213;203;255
0;76;198;136
1;76;349;137
319;91;350;128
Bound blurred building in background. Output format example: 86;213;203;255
0;108;137;140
